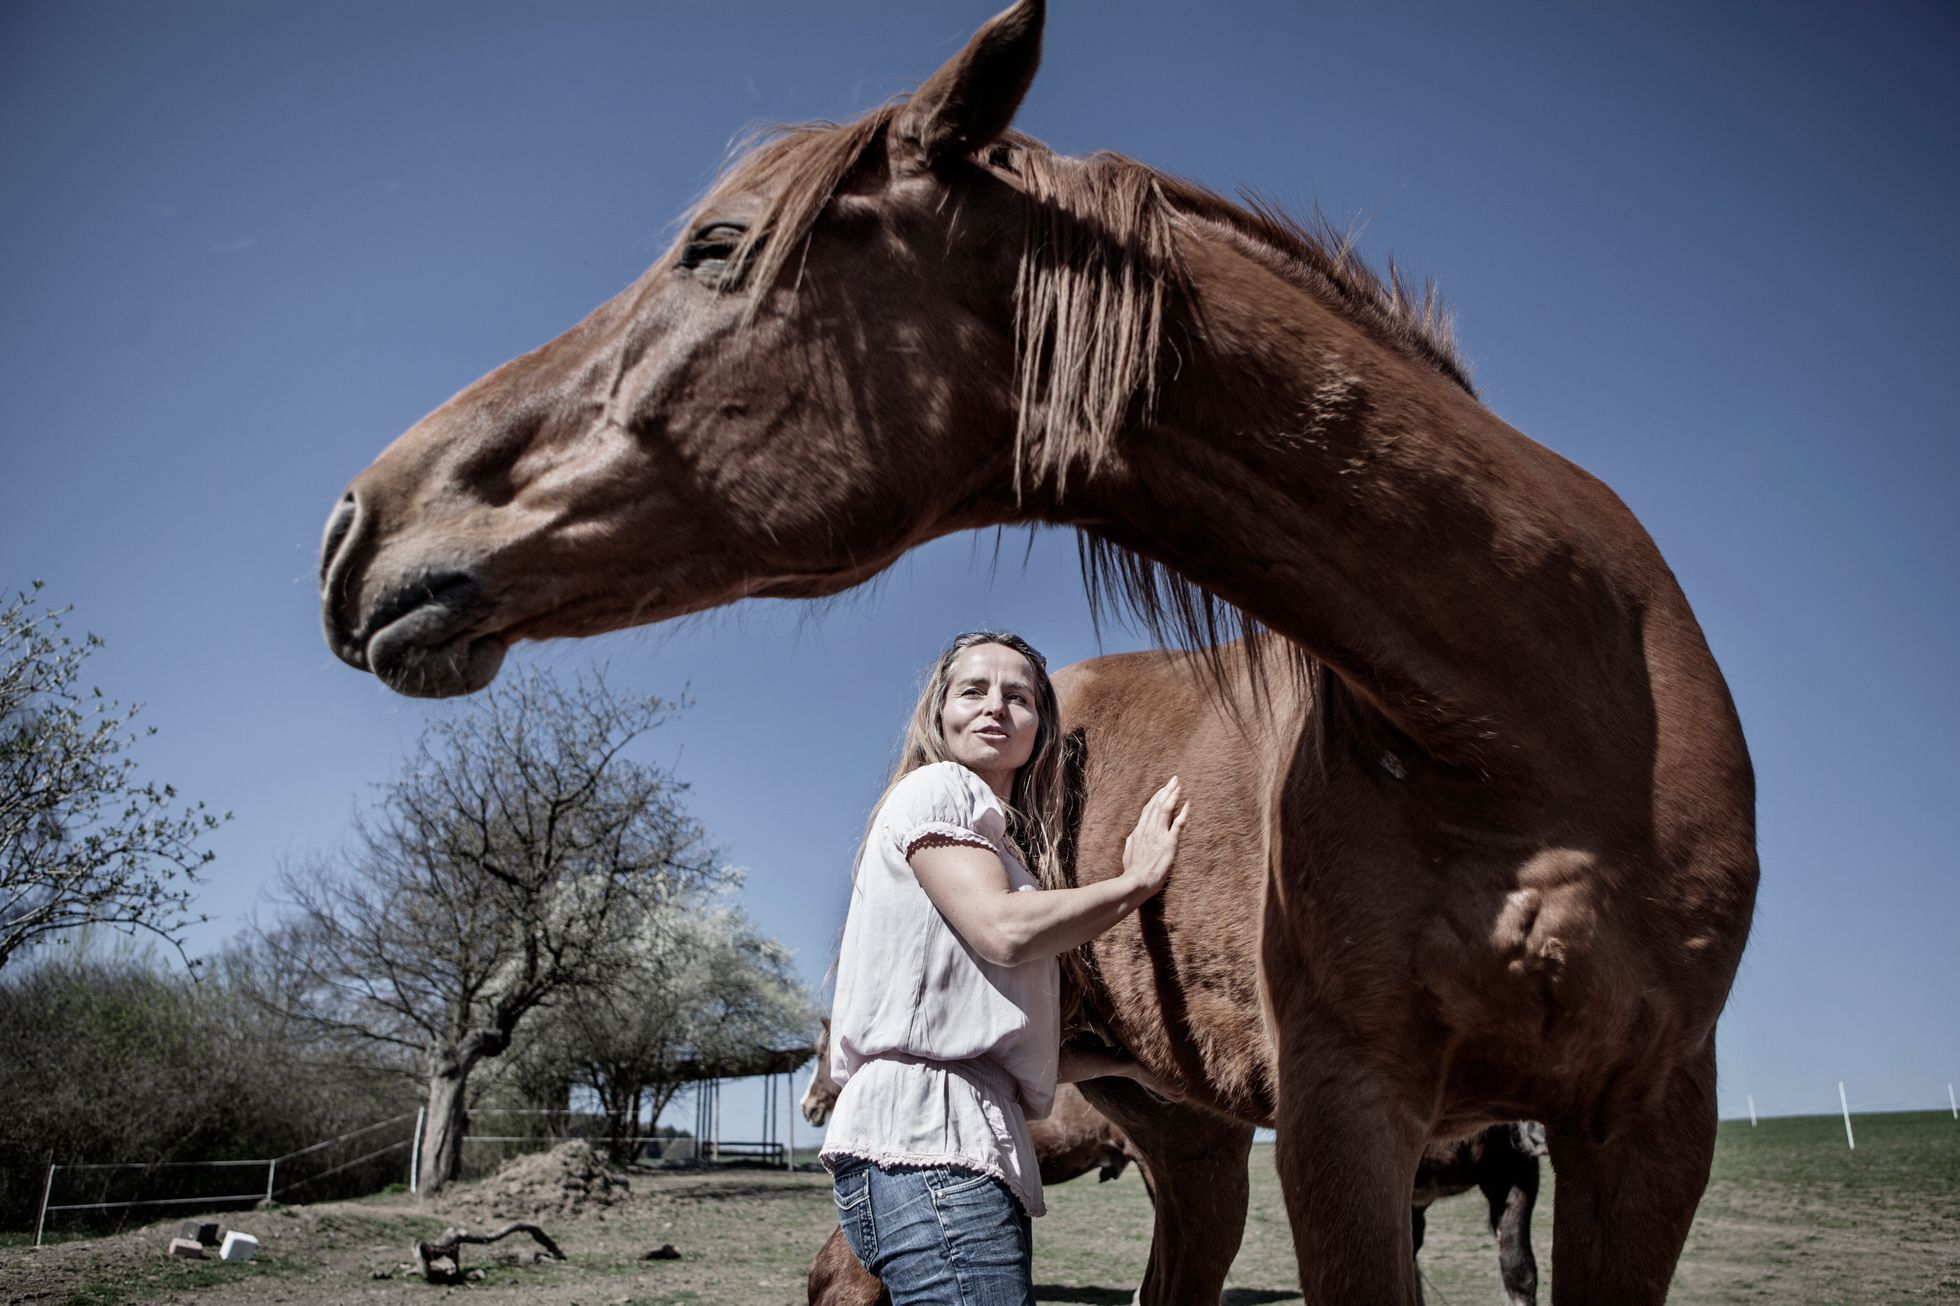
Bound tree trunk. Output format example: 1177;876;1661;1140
420;1064;470;1197
419;1032;506;1197
599;1077;643;1165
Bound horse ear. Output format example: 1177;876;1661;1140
894;0;1044;167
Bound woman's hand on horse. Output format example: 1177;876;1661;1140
1121;776;1189;895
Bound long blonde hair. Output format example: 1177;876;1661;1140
882;630;1068;890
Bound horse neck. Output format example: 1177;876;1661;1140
1051;230;1705;801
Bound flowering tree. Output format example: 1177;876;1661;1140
506;896;815;1163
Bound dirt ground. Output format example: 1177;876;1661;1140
3;1143;844;1306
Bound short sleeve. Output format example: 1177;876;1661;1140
883;762;1005;860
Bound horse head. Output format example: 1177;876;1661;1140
320;2;1072;697
801;1016;838;1128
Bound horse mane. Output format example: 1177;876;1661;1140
696;107;1470;700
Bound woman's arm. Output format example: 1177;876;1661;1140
1058;1045;1183;1101
909;776;1187;968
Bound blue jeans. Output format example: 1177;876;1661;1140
831;1157;1034;1306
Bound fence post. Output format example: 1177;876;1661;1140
409;1106;426;1194
264;1158;278;1204
34;1158;55;1248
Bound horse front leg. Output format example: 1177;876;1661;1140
1078;1081;1254;1306
1546;1040;1717;1305
1410;1203;1430;1306
1271;1026;1429;1305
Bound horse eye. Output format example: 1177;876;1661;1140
680;221;754;287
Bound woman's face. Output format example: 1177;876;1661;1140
939;642;1041;791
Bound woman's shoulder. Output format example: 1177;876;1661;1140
880;762;1003;842
890;760;990;802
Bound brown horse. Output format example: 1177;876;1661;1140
318;3;1757;1300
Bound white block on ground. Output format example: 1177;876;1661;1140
219;1231;259;1262
167;1237;205;1259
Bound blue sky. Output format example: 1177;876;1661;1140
3;0;1955;1145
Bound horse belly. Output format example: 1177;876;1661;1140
1057;648;1293;1124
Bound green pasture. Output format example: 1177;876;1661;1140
1033;1111;1960;1304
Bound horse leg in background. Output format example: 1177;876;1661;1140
1546;1042;1717;1305
1481;1137;1541;1306
808;1223;889;1306
1080;1082;1253;1306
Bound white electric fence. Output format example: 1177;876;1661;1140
34;1113;415;1247
1728;1083;1960;1154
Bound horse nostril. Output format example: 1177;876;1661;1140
320;493;358;591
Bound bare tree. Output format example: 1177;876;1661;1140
0;583;226;970
265;667;723;1195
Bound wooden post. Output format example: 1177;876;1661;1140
410;1106;426;1194
1747;1094;1757;1126
1838;1082;1855;1150
786;1071;795;1171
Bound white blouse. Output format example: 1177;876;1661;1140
820;761;1061;1216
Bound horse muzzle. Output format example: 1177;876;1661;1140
318;493;507;698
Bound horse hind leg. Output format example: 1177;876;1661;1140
1546;1041;1717;1306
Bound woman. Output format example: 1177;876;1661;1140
822;630;1188;1305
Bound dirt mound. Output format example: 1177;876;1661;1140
449;1141;633;1222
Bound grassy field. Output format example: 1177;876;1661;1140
4;1111;1954;1304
